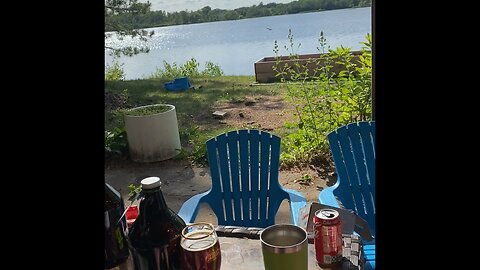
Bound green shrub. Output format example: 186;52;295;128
105;127;128;158
181;58;201;77
274;30;372;167
105;61;126;81
149;58;224;80
202;61;224;77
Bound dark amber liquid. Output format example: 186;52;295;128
180;231;221;270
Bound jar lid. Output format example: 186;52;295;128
141;177;161;189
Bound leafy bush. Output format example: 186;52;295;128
273;30;372;167
105;127;128;158
181;58;201;77
105;61;126;81
202;61;224;77
149;58;224;80
158;61;183;79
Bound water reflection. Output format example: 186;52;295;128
105;7;371;80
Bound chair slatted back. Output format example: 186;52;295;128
327;121;376;235
205;129;288;227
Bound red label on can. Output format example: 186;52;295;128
313;209;343;266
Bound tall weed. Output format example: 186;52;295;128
274;30;372;167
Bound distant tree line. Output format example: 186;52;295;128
105;0;371;31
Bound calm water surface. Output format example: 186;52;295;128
105;7;371;80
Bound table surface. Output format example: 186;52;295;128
112;227;362;270
219;236;358;270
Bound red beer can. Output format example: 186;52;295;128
313;208;343;267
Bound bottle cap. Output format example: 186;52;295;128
141;177;161;189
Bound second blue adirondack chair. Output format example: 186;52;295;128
319;121;376;269
178;129;308;228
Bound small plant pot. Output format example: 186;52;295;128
124;104;181;162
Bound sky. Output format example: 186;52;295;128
147;0;294;13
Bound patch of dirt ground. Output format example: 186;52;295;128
191;95;296;131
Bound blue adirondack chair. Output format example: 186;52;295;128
178;129;308;228
318;121;375;269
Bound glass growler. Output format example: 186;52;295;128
105;183;130;269
129;177;186;270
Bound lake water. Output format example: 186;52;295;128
105;7;371;80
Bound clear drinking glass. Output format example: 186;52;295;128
180;222;222;270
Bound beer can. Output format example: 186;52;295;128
313;208;343;267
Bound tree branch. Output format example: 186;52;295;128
105;1;152;57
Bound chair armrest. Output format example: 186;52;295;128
318;185;340;208
283;188;308;226
178;190;209;224
363;244;375;270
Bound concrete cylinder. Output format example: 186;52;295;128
124;104;181;162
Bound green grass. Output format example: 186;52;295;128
105;76;289;164
106;76;286;129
